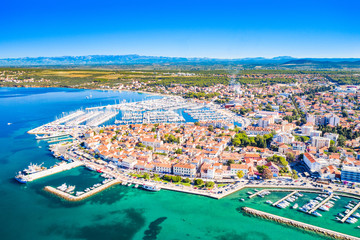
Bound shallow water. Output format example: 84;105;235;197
0;87;358;240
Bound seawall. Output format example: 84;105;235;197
242;207;360;240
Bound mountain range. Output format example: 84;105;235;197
0;55;360;69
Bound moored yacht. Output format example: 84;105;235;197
142;183;161;192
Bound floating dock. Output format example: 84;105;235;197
308;193;334;214
242;207;359;240
249;189;266;199
23;161;84;182
44;179;121;201
341;201;360;223
272;191;298;206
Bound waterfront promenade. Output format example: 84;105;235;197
242;207;360;240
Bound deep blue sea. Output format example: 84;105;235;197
0;87;358;240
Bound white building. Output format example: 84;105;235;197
154;163;172;174
329;115;340;126
120;157;137;169
324;133;339;143
301;125;314;136
312;136;331;149
303;153;322;172
141;138;163;148
173;163;196;177
310;130;322;138
274;132;295;144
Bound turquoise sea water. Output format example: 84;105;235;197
0;87;359;240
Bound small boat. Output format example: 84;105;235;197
14;172;28;183
57;183;68;191
357;226;360;229
292;203;299;209
239;198;245;202
247;192;253;195
66;185;76;193
266;200;273;204
299;207;307;213
142;183;161;192
85;165;96;171
7;123;12;125
312;211;322;217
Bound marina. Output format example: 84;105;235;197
308;193;334;214
184;108;231;122
341;202;360;223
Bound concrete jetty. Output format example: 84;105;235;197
242;207;360;240
341;201;360;223
308;193;334;214
24;161;83;182
272;190;298;206
48;137;74;143
249;189;266;199
44;179;121;201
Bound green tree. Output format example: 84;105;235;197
292;170;299;179
194;179;204;186
143;173;150;179
183;178;191;183
205;181;215;188
174;148;183;154
237;170;245;179
285;152;295;162
172;175;182;182
208;125;214;132
338;135;346;147
280;158;289;167
227;159;235;166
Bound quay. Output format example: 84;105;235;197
24;161;84;182
341;201;360;223
44;179;121;201
48;137;74;143
242;207;359;240
308;193;334;214
272;190;298;206
248;189;266;199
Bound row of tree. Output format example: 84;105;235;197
231;131;274;148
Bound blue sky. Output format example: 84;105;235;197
1;0;359;58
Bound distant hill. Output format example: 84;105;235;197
0;55;360;69
282;59;360;69
0;55;296;66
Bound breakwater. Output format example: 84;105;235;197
24;161;84;182
44;179;121;201
242;207;360;240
